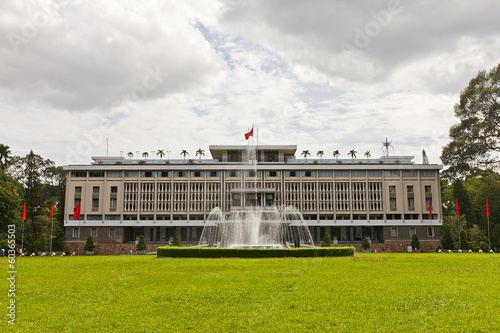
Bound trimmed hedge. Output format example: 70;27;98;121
156;246;355;258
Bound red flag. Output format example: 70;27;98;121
49;201;54;218
73;203;81;219
244;126;254;140
486;198;490;217
22;202;26;221
429;200;432;218
456;198;460;217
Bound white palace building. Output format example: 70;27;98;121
63;144;442;254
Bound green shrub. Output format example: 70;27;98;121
84;235;95;251
459;229;468;249
157;247;355;258
136;235;147;251
411;233;420;250
321;232;332;247
37;234;48;252
171;232;181;247
362;236;371;250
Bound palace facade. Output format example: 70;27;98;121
63;144;442;253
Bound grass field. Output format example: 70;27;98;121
1;253;499;332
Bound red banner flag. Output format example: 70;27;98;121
73;203;81;219
244;126;254;140
456;198;460;217
49;201;54;218
429;199;432;218
23;202;26;221
486;198;490;217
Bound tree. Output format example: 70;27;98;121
84;235;95;251
301;150;310;160
441;63;500;179
361;236;371;250
0;144;12;173
321;232;331;247
136;235;147;252
37;233;48;252
348;149;357;159
440;223;456;250
459;229;468;249
180;150;189;160
364;150;371;159
0;180;21;235
157;150;165;160
142;152;148;160
196;148;205;161
127;152;133;159
411;233;420;250
317;151;324;159
333;150;340;159
453;180;475;229
171;232;181;246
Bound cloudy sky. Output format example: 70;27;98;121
1;0;499;166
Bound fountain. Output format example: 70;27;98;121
197;145;314;248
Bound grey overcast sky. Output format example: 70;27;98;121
1;0;499;165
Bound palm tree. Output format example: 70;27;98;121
196;148;205;160
333;150;340;159
0;144;12;173
348;149;357;159
142;152;149;160
127;152;133;160
317;150;324;159
364;150;371;159
157;150;165;160
301;150;310;160
180;150;189;160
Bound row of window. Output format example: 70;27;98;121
72;170;437;178
391;226;435;238
72;227;115;238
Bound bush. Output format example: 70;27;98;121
136;235;147;251
321;232;332;247
411;233;420;250
171;232;181;247
37;234;48;252
459;229;468;249
84;235;95;251
157;247;355;258
362;236;371;250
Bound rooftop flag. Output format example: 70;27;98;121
244;126;254;140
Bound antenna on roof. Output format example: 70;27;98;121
422;149;429;165
381;138;394;156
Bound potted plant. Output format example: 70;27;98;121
136;235;147;254
84;235;95;255
361;236;371;253
63;245;71;256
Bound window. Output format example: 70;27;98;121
141;171;154;177
74;198;81;207
425;186;432;193
110;198;117;209
407;186;413;193
428;227;434;237
93;186;100;194
109;228;115;238
286;171;299;177
408;197;415;209
426;198;432;211
124;171;139;177
389;186;396;193
265;171;281;177
391;227;398;237
409;227;416;237
89;171;105;177
71;171;86;177
384;171;400;177
107;171;122;177
421;171;435;177
302;171;316;177
318;171;332;177
402;171;418;177
92;198;99;209
105;215;120;220
226;171;241;177
87;215;102;220
207;171;220;177
191;171;205;177
91;228;97;237
367;171;382;177
75;186;82;194
158;171;171;177
390;198;397;209
174;171;188;177
335;171;349;177
110;186;118;193
73;228;79;237
245;171;260;177
351;171;365;177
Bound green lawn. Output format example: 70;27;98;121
1;253;499;332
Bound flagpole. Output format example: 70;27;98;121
457;216;461;249
487;215;491;249
50;216;53;253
